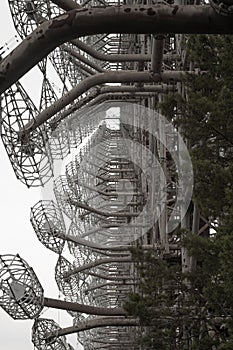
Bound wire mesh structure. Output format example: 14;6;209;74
0;254;44;319
0;0;228;348
30;200;66;254
32;318;71;350
1;82;53;187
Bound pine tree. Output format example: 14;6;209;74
125;35;233;349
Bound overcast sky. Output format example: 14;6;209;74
0;1;79;349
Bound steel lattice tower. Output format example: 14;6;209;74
0;0;232;349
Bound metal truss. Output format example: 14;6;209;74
0;254;44;319
0;81;53;186
30;200;66;254
32;318;74;350
0;0;228;349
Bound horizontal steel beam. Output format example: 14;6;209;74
19;70;185;135
65;233;178;252
43;297;126;316
46;317;139;338
84;92;150;107
63;46;104;72
64;256;133;278
46;312;233;338
51;0;81;10
0;5;232;93
71;38;178;62
26;8;177;66
51;84;174;126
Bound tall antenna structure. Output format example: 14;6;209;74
0;0;232;349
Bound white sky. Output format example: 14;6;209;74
0;1;80;349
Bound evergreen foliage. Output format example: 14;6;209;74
125;35;233;349
161;34;233;219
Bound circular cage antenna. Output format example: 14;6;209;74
31;200;66;254
0;254;44;319
32;318;69;350
55;256;80;298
